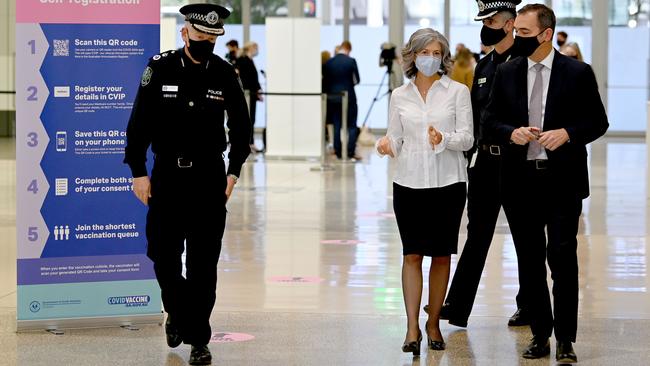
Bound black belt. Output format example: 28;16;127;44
527;159;548;170
479;144;502;156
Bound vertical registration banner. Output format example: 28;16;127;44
16;1;162;330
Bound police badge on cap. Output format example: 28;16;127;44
475;0;521;21
179;3;231;36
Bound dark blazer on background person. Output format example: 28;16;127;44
236;55;261;94
323;52;361;159
323;53;360;103
483;50;609;198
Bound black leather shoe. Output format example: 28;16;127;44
189;345;212;365
522;337;550;359
508;308;530;326
556;341;578;363
165;315;182;348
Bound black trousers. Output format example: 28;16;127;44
502;160;582;342
328;100;358;158
444;148;528;321
146;159;227;346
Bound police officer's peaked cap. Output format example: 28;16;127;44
474;0;521;21
179;3;231;36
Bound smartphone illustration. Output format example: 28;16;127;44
56;131;67;152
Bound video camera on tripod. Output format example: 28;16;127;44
358;42;399;146
379;42;397;74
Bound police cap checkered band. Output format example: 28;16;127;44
185;12;219;25
484;1;517;10
475;0;521;21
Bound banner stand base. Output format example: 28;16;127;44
17;313;163;333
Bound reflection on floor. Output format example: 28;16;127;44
1;137;649;365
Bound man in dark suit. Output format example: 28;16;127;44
236;41;263;152
323;40;361;160
483;4;608;363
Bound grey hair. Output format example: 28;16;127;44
495;10;516;21
401;28;453;79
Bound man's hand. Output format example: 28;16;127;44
133;176;151;206
538;128;569;151
377;136;394;157
225;175;237;202
510;127;539;145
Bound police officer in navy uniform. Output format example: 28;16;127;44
124;3;251;365
430;0;531;329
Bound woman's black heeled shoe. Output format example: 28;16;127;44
427;335;446;351
401;329;423;356
426;321;446;351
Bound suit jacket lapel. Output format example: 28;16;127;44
544;50;564;130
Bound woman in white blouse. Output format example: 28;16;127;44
376;28;473;354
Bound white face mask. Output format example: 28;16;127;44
415;55;442;77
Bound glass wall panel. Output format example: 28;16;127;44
607;27;649;131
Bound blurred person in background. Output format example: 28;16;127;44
560;42;583;62
237;41;263;153
450;46;475;91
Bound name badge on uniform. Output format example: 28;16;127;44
477;77;487;85
162;85;179;92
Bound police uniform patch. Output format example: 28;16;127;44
478;1;486;12
141;67;153;87
478;77;487;85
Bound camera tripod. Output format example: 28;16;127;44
361;69;393;128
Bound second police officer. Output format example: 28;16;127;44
124;3;251;365
432;0;531;329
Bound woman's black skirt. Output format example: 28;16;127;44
393;182;466;257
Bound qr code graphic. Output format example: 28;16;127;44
53;39;69;57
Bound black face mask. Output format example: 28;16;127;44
557;39;566;47
512;31;544;57
480;25;508;47
188;39;216;63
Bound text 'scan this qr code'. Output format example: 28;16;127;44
53;40;69;57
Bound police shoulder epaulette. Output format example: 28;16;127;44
151;49;177;62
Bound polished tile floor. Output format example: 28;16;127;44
1;136;649;365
